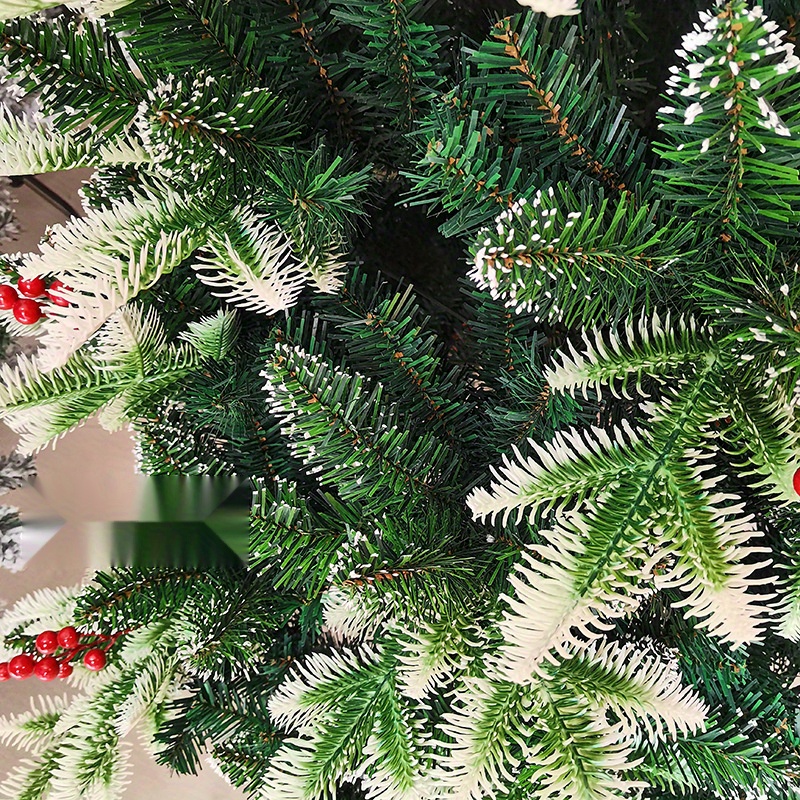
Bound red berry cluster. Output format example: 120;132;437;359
0;275;71;326
0;626;127;682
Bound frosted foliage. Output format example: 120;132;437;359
0;0;133;22
18;189;205;371
322;585;388;640
516;0;580;17
0;585;80;659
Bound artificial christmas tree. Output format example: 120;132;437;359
1;1;800;799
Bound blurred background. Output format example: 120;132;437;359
0;171;246;799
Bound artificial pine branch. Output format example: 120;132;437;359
154;674;286;779
405;12;650;239
330;0;445;135
0;1;131;21
263;340;460;509
317;271;476;446
654;0;800;249
468;187;692;325
0;305;207;451
2;14;147;138
470;300;800;669
0;109;149;176
2;2;800;800
484;15;646;193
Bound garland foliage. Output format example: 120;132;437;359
1;2;800;800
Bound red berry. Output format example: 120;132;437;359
47;280;72;307
17;276;46;298
8;654;35;679
57;661;73;679
34;657;59;682
0;662;9;681
57;627;80;649
793;467;800;497
35;630;59;655
83;649;106;671
12;299;42;325
0;284;17;310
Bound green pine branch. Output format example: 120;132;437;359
317;270;475;447
263;339;460;509
330;0;445;133
2;15;148;138
654;0;800;249
468;186;691;326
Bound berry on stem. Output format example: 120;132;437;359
35;630;59;655
8;654;35;679
17;276;46;298
57;627;80;649
13;299;42;325
83;649;106;671
0;662;9;681
34;657;59;682
57;661;73;678
793;467;800;497
0;284;17;310
47;280;72;307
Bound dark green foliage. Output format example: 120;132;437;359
133;401;240;475
573;1;651;110
264;332;460;509
635;715;798;799
329;0;446;137
315;270;478;447
250;480;346;596
175;572;302;678
135;70;299;182
4;2;800;799
2;14;149;138
72;568;220;631
467;185;694;326
133;277;293;476
109;0;364;144
653;0;800;252
483;335;582;455
107;0;447;161
153;593;324;782
145;352;290;477
458;285;583;460
328;504;483;618
405;13;650;239
107;0;289;81
620;585;800;799
256;148;373;261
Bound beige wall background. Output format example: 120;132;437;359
0;174;245;798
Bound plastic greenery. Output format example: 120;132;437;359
469;307;795;672
2;2;800;800
0;305;236;452
0;1;132;21
654;2;800;248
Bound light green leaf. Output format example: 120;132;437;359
180;310;240;362
0;107;148;176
